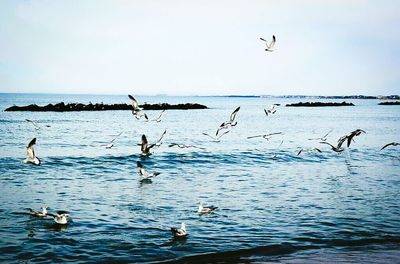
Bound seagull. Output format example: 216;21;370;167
128;94;146;120
260;35;276;52
169;143;206;150
23;138;41;166
25;119;51;130
171;222;188;238
247;132;283;140
264;104;277;116
152;109;166;122
297;147;322;156
197;202;218;215
202;130;230;142
272;140;284;159
346;129;366;147
380;142;400;151
216;106;240;136
140;130;166;155
27;206;48;217
319;141;344;153
137;161;160;181
47;211;69;225
308;129;333;141
105;132;123;149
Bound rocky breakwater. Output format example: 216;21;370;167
5;102;208;112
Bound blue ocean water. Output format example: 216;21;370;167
0;93;399;263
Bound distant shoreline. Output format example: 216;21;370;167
0;92;399;100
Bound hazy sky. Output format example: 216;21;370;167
0;0;399;96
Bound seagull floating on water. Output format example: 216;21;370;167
171;222;188;238
23;138;41;166
260;35;276;52
197;202;218;215
247;132;283;140
137;161;160;181
216;107;240;136
380;142;400;151
202;130;230;142
47;211;69;225
27;206;48;217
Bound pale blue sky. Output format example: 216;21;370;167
0;0;399;96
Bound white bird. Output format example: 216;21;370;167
308;129;333;141
260;35;276;52
197;202;218;215
128;94;147;120
27;206;48;217
171;222;188;238
137;161;160;181
216;106;240;136
264;104;277;116
152;109;166;122
247;132;283;140
48;211;69;225
297;147;322;156
140;130;166;155
23;138;41;166
168;143;206;150
25;119;51;130
105;132;123;149
202;130;230;142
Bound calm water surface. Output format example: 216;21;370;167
0;94;399;263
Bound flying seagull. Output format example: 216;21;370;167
297;147;322;156
140;130;166;155
25;119;51;130
152;109;166;122
27;206;48;217
260;35;276;52
197;202;218;215
128;94;147;120
171;222;188;238
216;106;240;136
202;130;230;142
47;211;69;225
319;141;344;153
137;161;160;181
247;132;283;140
169;143;206;150
264;104;277;116
23;138;41;166
308;129;333;141
105;132;123;149
380;142;400;151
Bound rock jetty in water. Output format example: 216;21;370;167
286;101;354;107
378;101;400;105
5;102;208;112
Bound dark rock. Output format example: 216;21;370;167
378;101;400;105
4;102;208;112
286;101;354;107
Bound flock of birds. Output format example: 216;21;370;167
22;93;399;238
